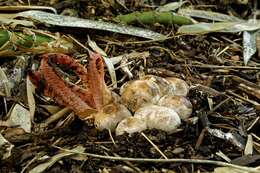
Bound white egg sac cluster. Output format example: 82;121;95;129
94;75;193;136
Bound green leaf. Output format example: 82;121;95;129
0;30;11;48
115;11;193;25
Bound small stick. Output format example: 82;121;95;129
68;35;90;51
226;90;260;110
207;97;232;116
232;76;260;90
191;84;222;97
40;107;71;127
113;153;143;173
238;83;260;100
195;128;207;150
21;152;45;173
0;6;57;14
189;64;260;70
53;145;260;173
247;117;260;131
101;145;143;173
216;46;229;57
108;129;116;146
141;132;168;159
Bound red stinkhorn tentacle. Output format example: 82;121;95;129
87;51;106;110
67;83;95;108
42;53;96;108
44;53;89;88
29;52;111;120
39;56;96;118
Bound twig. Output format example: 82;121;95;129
216;46;229;57
189;64;260;70
68;35;90;51
238;83;260;99
52;145;260;173
247;117;260;131
195;128;207;150
141;132;168;159
101;145;143;173
232;76;260;90
113;153;143;173
108;129;116;146
226;90;260;110
0;5;57;14
40;107;71;127
21;152;45;173
99;35;178;46
207;97;232;116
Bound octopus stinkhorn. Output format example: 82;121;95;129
29;52;114;120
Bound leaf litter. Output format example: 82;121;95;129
0;0;260;173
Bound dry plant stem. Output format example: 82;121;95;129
108;129;116;146
141;132;168;160
238;84;260;99
41;107;71;127
195;128;207;150
206;97;232;116
191;84;222;97
216;46;229;57
226;90;260;109
0;6;57;14
233;76;260;90
190;64;260;70
100;35;177;46
52;145;260;173
21;152;45;173
232;76;260;100
68;35;89;50
101;145;142;173
147;68;178;77
247;116;260;131
113;153;143;173
220;36;242;48
251;133;260;141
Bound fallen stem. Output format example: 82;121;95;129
53;145;260;173
141;132;168;159
0;5;57;14
41;107;71;127
189;64;260;70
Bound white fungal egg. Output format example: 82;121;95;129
94;103;131;131
120;79;161;112
140;75;172;95
165;77;189;96
115;117;147;136
158;95;193;120
134;105;181;133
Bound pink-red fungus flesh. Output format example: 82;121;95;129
29;52;108;119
